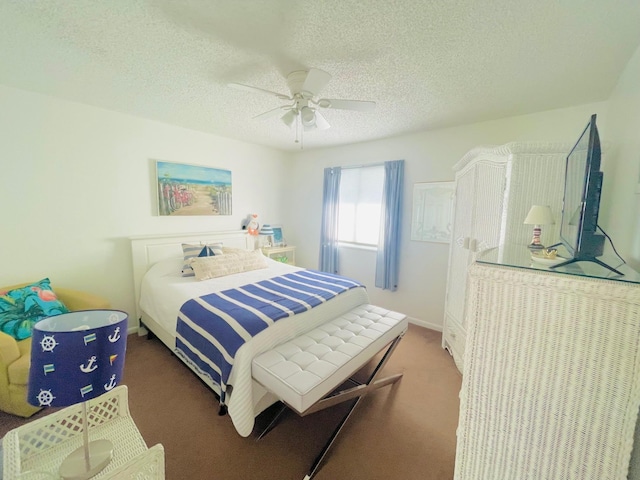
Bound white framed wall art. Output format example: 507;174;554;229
411;181;454;243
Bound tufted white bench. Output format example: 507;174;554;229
252;304;408;479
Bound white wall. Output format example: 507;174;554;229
287;102;617;330
603;44;640;271
602;44;640;480
602;47;640;480
0;85;291;321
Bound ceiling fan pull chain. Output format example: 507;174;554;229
295;115;300;144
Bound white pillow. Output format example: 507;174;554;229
220;246;250;255
146;257;185;277
190;250;268;281
240;249;270;271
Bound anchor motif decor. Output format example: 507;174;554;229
28;310;128;407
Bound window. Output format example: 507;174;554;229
337;165;384;245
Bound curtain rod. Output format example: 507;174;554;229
340;162;386;170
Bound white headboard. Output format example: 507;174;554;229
129;230;252;321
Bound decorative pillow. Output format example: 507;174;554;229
0;278;69;341
190;253;244;280
221;246;247;255
181;243;223;277
240;249;269;272
190;249;268;281
220;247;269;266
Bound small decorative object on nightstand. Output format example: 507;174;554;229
524;205;555;250
262;245;296;266
271;225;285;247
259;224;274;247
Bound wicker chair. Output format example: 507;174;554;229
0;282;111;417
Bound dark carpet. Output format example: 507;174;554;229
1;324;461;479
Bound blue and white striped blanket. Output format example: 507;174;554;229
175;269;363;404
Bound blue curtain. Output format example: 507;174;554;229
319;166;342;273
375;160;404;291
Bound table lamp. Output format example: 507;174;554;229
28;310;128;480
524;205;555;250
259;224;274;246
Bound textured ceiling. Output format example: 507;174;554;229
1;0;639;152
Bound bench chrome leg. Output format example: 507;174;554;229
255;333;406;478
303;333;405;479
306;397;361;479
256;402;288;440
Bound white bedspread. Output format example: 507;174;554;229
139;257;369;436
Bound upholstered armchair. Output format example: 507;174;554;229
0;283;111;417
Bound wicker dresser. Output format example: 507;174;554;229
454;247;640;480
443;143;570;372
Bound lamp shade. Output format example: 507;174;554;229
28;310;128;408
524;205;555;226
260;224;274;235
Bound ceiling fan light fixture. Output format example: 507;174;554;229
281;110;296;127
229;67;375;145
300;106;316;127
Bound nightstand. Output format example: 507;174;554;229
262;246;296;266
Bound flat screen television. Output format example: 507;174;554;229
550;114;622;275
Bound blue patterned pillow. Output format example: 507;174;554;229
0;278;70;341
181;243;223;277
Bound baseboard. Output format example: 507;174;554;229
408;316;442;332
127;325;139;336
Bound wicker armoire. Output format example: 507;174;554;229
442;142;570;372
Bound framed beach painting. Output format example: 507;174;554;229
411;181;454;243
156;160;232;216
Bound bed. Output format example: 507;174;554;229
130;231;370;437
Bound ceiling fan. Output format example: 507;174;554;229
228;68;375;144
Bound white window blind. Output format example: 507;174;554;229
338;165;384;245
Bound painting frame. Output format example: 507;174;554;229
410;181;454;243
271;225;285;247
155;160;232;216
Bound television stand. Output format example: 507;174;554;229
550;256;624;276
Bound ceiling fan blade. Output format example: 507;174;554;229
252;106;288;120
301;68;332;96
228;82;291;100
314;111;331;130
319;99;376;112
